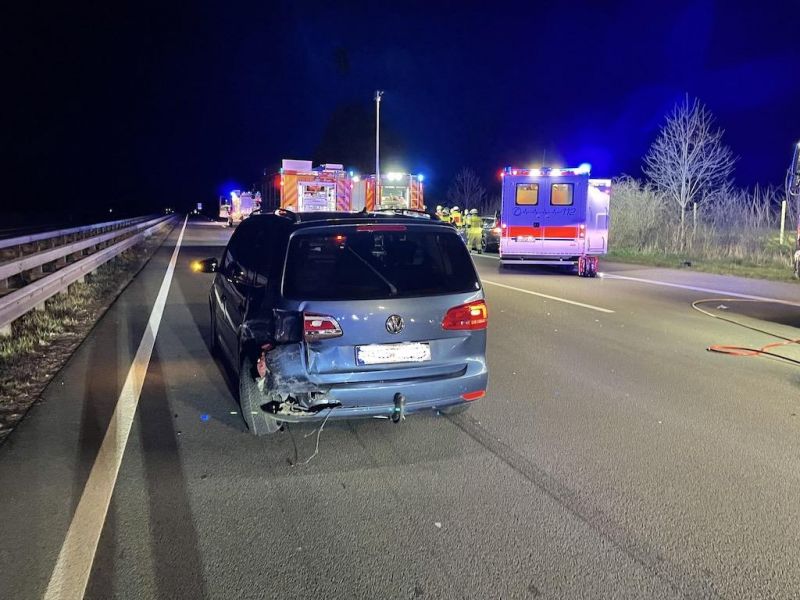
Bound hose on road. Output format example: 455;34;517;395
691;298;800;366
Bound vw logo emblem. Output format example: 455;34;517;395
385;315;404;334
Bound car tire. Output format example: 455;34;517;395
480;236;487;253
238;355;281;435
440;403;470;416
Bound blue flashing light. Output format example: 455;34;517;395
417;174;424;182
577;162;592;174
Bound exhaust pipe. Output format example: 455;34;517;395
391;393;405;423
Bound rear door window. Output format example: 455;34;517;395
283;226;480;300
551;183;574;205
515;183;539;205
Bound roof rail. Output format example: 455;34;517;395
371;208;432;219
273;208;298;221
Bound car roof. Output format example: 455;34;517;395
249;210;449;230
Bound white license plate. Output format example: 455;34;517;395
356;342;431;365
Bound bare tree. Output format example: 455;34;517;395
447;168;486;212
643;96;737;250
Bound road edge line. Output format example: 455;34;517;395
601;273;800;307
43;216;188;600
482;279;615;313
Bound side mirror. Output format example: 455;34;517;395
191;258;218;273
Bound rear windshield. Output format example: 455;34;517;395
283;226;480;300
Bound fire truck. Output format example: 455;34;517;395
498;165;610;277
220;190;260;226
265;160;353;212
352;172;425;212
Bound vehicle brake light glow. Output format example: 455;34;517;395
462;390;486;401
492;227;501;234
356;225;407;232
303;314;343;340
442;300;488;331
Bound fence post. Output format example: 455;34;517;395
780;199;787;245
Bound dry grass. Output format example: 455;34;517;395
608;177;797;280
0;225;173;439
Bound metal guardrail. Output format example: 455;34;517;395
0;216;168;285
0;216;176;335
0;217;148;252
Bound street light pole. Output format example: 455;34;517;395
374;90;384;185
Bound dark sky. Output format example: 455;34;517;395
5;0;800;217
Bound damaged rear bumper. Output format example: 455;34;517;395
258;344;488;423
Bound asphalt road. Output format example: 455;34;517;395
1;218;799;599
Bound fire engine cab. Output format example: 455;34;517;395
498;165;610;277
352;172;425;212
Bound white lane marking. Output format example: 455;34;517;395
44;216;188;600
482;279;615;313
600;273;800;308
472;252;499;260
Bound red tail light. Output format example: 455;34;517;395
442;300;488;330
303;314;343;340
462;390;486;401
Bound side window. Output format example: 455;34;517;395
551;183;574;206
222;234;241;274
251;221;275;288
222;225;252;288
515;183;539;205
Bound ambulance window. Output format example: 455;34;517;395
515;183;539;205
551;183;574;206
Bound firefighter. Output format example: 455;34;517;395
440;207;451;223
450;206;462;229
435;205;443;219
466;208;483;253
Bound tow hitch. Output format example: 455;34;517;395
391;393;406;423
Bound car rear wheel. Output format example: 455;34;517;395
440;403;470;416
239;356;281;435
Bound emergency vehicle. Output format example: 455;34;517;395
498;165;610;277
265;160;352;212
351;172;425;212
221;190;260;226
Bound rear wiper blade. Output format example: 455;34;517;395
346;247;398;295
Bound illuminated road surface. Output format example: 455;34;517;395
1;219;798;599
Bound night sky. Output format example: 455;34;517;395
6;0;800;219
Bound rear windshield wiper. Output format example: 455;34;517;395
346;247;398;296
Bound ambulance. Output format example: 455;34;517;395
352;172;425;212
222;190;261;226
498;165;610;277
265;160;353;212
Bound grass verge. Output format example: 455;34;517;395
0;224;174;443
605;249;799;283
